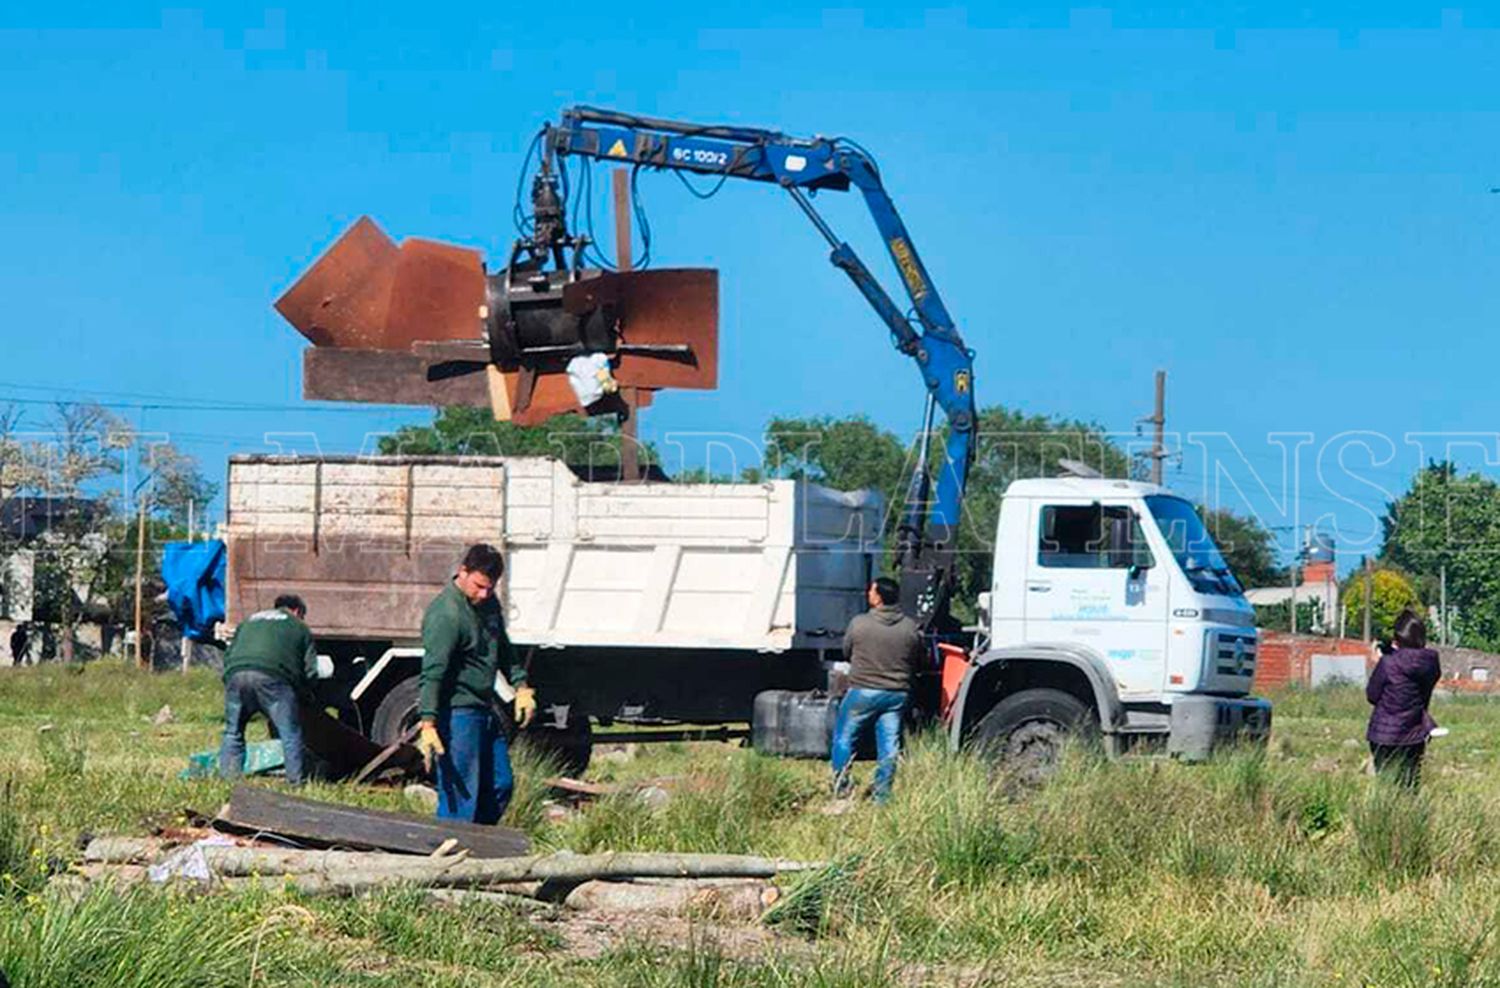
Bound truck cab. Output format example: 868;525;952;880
948;478;1270;771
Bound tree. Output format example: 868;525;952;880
141;443;219;530
1198;507;1286;589
1341;567;1423;642
378;406;648;474
764;407;1131;620
20;403;131;661
1380;461;1500;649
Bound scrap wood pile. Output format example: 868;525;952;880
70;785;815;921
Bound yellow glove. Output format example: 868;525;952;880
416;721;445;774
514;686;537;729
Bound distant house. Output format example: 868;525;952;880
1244;556;1340;632
1;496;107;655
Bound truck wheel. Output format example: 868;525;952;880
370;675;422;748
519;716;593;777
970;688;1095;785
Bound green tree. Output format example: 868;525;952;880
1198;507;1286;589
1380;461;1500;649
1341;567;1423;642
764;407;1131;620
377;406;648;473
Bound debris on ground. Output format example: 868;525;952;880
180;741;283;780
77;832;815;916
214;783;530;858
152;704;175;726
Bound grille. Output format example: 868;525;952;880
1210;631;1257;678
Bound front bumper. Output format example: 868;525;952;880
1167;695;1273;761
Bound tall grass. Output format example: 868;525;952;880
10;663;1500;985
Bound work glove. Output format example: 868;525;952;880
416;721;445;774
514;686;537;730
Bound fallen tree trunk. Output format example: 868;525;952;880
81;839;819;890
559;878;777;920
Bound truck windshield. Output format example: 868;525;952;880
1144;496;1243;597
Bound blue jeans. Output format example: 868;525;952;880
435;707;514;825
831;688;907;802
220;669;306;785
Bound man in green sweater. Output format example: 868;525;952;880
415;544;535;825
219;594;317;785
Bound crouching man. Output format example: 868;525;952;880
415;544;536;825
219;594;316;785
831;577;924;804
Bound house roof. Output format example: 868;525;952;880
0;496;104;541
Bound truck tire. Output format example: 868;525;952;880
372;675;594;776
518;717;593;777
370;675;422;748
970;688;1095;785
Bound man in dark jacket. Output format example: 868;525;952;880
414;544;535;825
1366;608;1441;788
219;594;317;785
831;577;925;802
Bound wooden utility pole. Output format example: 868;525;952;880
1440;564;1448;646
1362;556;1374;642
613;168;640;482
133;494;147;669
1148;370;1166;486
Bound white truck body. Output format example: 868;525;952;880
225;455;882;653
987;477;1259;698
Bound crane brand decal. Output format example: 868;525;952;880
889;237;929;300
607;138;629;157
954;370;971;394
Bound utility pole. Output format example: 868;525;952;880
613;168;640;483
133;493;147;669
1288;560;1298;634
1143;370;1167;485
1362;555;1373;642
1440;564;1448;646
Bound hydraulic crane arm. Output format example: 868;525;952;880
533;107;978;626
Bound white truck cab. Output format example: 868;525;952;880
947;477;1271;767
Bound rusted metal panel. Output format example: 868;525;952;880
275;217;399;349
385;237;487;346
303;347;490;406
612;269;719;391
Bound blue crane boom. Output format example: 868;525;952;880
527;106;977;626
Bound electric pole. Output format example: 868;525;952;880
1362;556;1373;642
1143;370;1166;485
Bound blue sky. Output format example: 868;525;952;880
1;4;1496;567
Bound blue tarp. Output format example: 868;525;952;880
161;539;226;641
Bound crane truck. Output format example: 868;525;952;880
234;107;1270;773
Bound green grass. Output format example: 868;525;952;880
6;660;1500;985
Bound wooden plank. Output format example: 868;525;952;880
217;784;530;859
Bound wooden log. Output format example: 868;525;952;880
82;837;165;864
83;838;819;890
216;784;529;858
560;878;776;920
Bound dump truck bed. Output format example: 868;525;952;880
225;455;882;652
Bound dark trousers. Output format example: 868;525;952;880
1371;741;1426;788
220;669;305;785
435;706;514;825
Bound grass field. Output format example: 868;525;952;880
4;661;1500;986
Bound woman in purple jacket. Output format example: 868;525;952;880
1365;608;1441;788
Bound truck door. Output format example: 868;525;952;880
1023;501;1168;699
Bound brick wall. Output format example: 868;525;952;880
1254;631;1500;693
1253;632;1370;691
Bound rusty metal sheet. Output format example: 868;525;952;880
612;268;718;390
385;238;487;347
275;217;400;349
303;347;491;406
